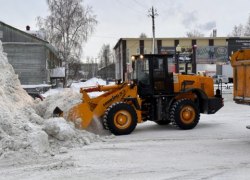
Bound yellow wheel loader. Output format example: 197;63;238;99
54;54;224;135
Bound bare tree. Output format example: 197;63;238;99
139;33;147;38
244;16;250;36
86;56;97;78
228;14;250;37
69;60;81;80
99;44;112;68
37;0;97;87
98;44;114;80
229;24;244;37
186;29;204;37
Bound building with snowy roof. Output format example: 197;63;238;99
0;21;61;85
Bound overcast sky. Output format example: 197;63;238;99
0;0;250;61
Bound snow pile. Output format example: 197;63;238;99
35;88;108;135
43;118;106;149
0;41;39;155
0;41;109;159
72;77;116;97
42;77;108;98
35;89;82;119
71;77;107;90
37;77;112;135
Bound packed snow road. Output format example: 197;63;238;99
1;93;250;180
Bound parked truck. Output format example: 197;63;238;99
230;49;250;129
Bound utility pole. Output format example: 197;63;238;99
148;6;158;54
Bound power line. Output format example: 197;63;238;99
133;0;150;9
91;35;119;39
116;0;146;16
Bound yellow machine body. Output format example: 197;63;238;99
54;54;223;135
66;83;142;129
230;49;250;104
174;74;215;97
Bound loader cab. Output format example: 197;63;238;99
132;54;174;98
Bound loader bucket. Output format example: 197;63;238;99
66;103;94;129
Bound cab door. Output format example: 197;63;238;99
151;55;174;95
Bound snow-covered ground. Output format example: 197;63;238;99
1;93;250;180
1;40;250;180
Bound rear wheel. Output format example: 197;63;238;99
103;102;137;135
170;99;200;130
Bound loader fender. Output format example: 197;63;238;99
173;88;209;114
123;97;141;110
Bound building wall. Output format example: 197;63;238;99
197;39;208;46
214;39;227;46
80;63;98;79
127;40;139;56
0;22;43;43
114;41;122;79
3;43;47;84
162;39;174;47
179;39;192;47
114;37;228;79
227;38;250;55
0;21;60;85
144;39;153;54
97;63;116;80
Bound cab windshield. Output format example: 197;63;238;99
133;58;150;84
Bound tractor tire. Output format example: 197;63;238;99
170;99;200;130
155;119;171;125
103;102;137;135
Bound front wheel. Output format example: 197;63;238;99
103;102;137;135
170;99;200;130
